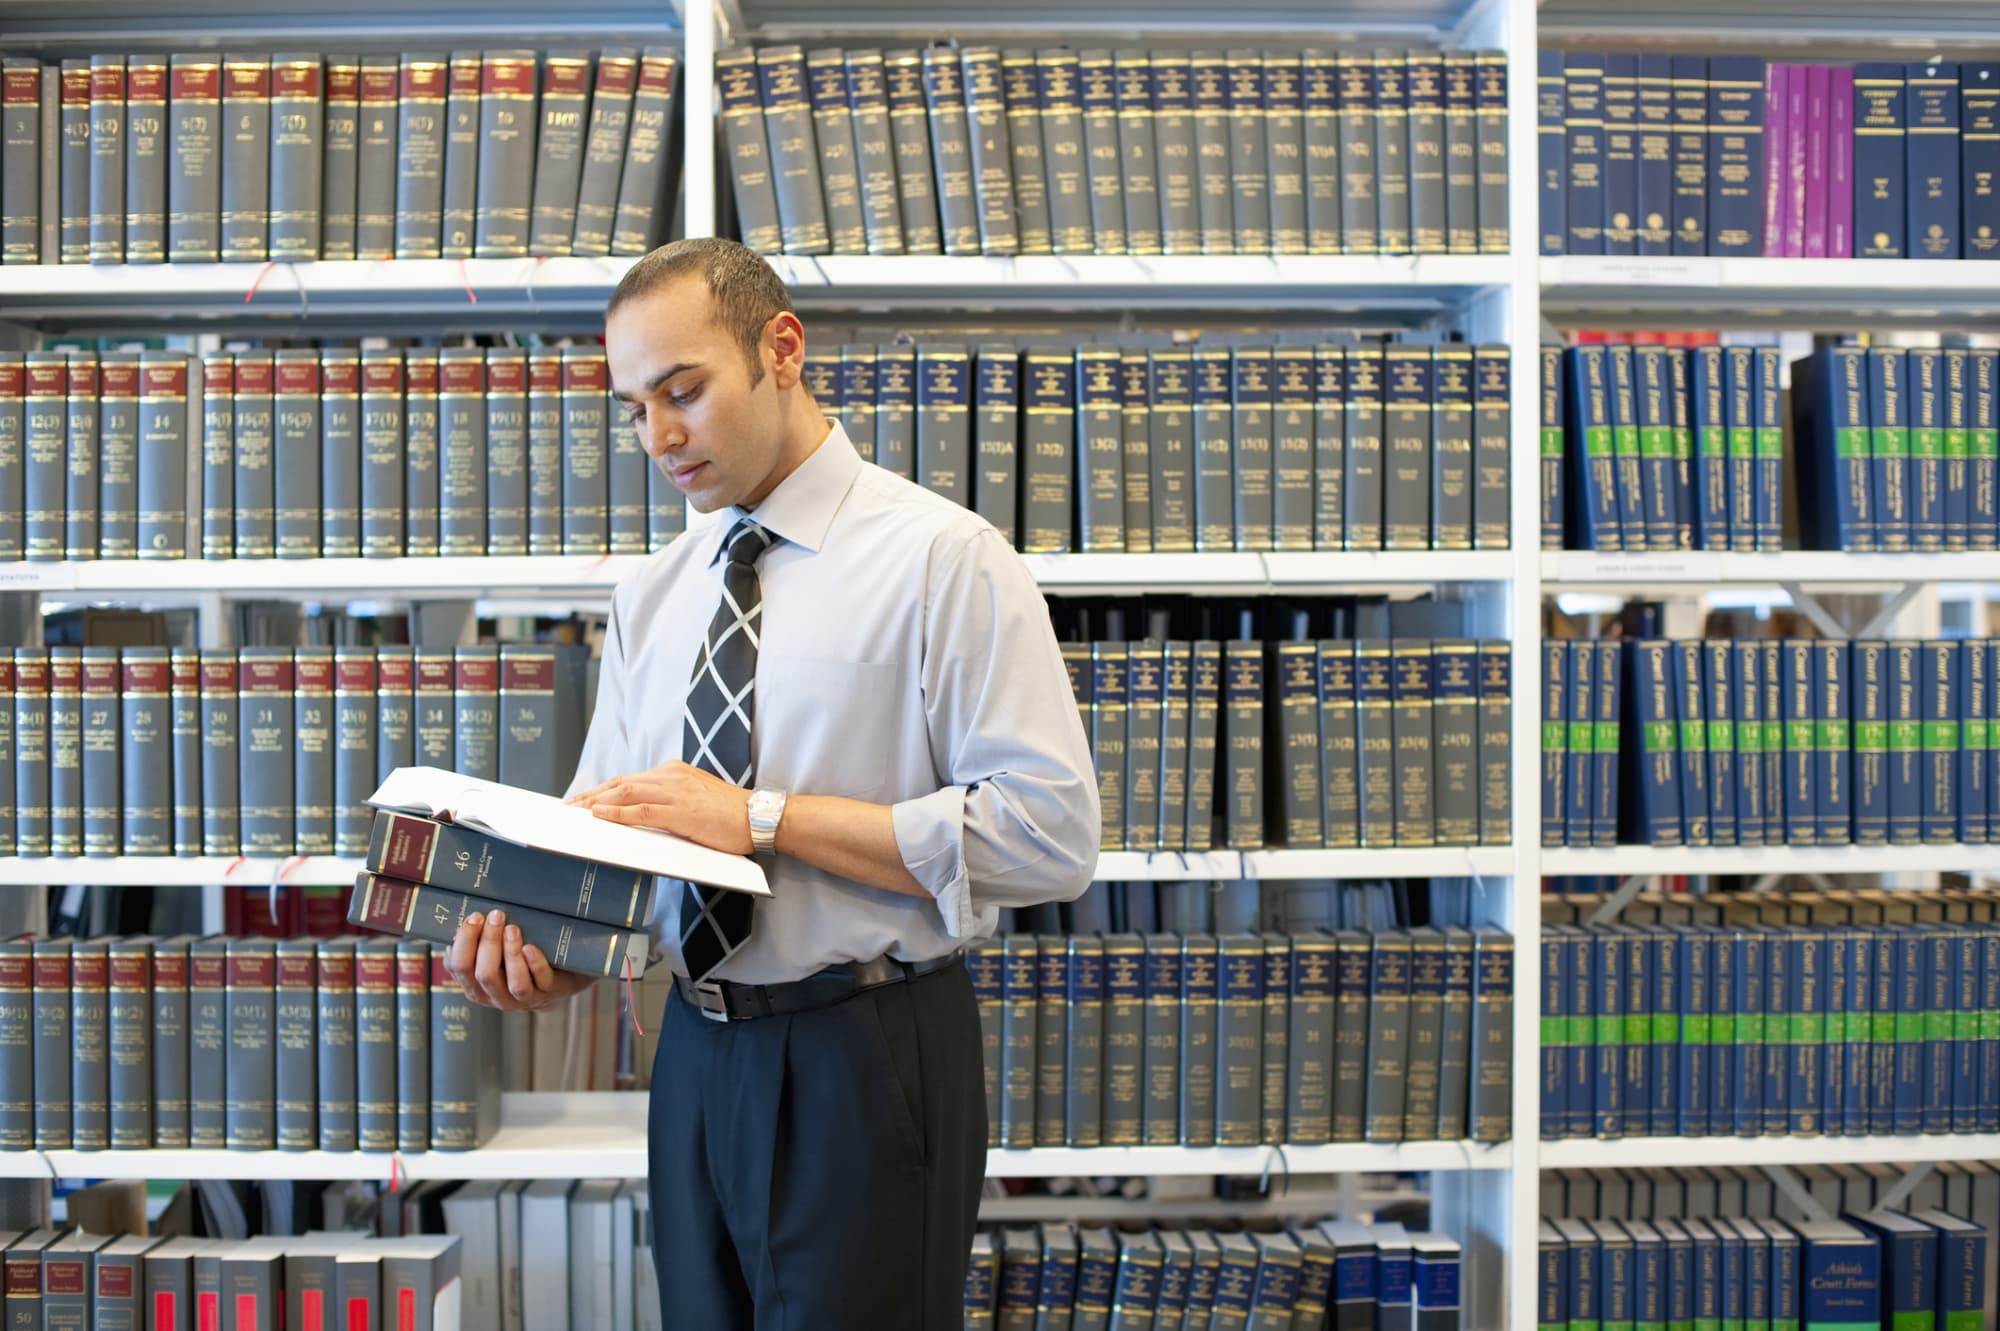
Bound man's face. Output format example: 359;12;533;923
605;276;787;514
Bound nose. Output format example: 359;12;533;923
642;414;685;459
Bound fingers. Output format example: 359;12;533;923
501;924;540;1003
522;943;561;995
446;916;482;998
591;801;674;829
470;908;516;1010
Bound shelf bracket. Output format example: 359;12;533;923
1878;1162;1937;1214
1857;583;1926;640
1762;1165;1830;1223
1586;874;1651;926
1779;583;1851;640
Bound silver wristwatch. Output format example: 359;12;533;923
747;787;788;855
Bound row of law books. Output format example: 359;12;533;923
1538;637;2000;849
720;45;1510;259
0;643;590;860
1539;53;2000;259
1540;889;2000;1141
965;1221;1462;1331
968;928;1514;1150
0;49;683;265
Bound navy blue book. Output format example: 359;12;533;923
1972;350;1999;548
1869;347;1913;553
1822;928;1848;1132
1906;63;1962;258
1635;56;1675;257
1913;1209;1984;1331
1601;55;1638;254
1648;927;1676;1135
1670;57;1708;254
1923;928;1952;1133
1854;641;1891;845
1675;927;1709;1137
1781;640;1817;847
1538;51;1566;256
1591;1221;1633;1331
1910;348;1947;553
1562;346;1620;551
1542;639;1567;847
1541;345;1565;548
1707;925;1736;1136
1714;1220;1745;1331
1671;642;1710;847
1668;343;1695;551
1593;641;1622;848
1738;1220;1771;1330
1966;64;2000;260
1551;1221;1597;1331
1540;931;1565;1139
1960;640;1990;844
1690;345;1729;551
1814;641;1852;846
1723;346;1757;553
1893;928;1925;1134
1733;641;1766;846
1537;1224;1567;1331
1620;929;1651;1126
1705;56;1767;256
1953;927;1979;1131
1656;1222;1693;1331
1732;928;1764;1137
1799;1222;1880;1331
1565;641;1595;848
1922;641;1959;844
1793;346;1874;552
1790;930;1826;1134
1683;1220;1720;1330
1633;345;1676;551
1606;346;1646;553
1843;929;1871;1137
1945;349;1971;551
1854;1210;1938;1331
1762;641;1785;841
1593;927;1624;1137
1990;643;2000;851
1704;640;1736;847
1622;640;1683;846
1853;65;1908;257
1889;641;1923;844
1565;928;1594;1140
1872;927;1899;1134
1762;924;1791;1135
1563;54;1606;255
1754;347;1783;550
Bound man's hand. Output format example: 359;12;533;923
445;908;597;1012
568;759;754;854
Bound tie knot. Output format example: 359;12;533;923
724;519;774;567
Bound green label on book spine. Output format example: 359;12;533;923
1924;721;1959;750
1680;720;1708;752
1683;1014;1710;1044
1756;426;1783;458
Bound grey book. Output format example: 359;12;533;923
1151;52;1199;254
527;51;592;254
1469;926;1512;1141
188;937;226;1148
916;344;972;507
1476;643;1510;845
1077;50;1125;251
393;54;448;258
1373;51;1411;252
375;647;415;778
1318;641;1360;848
1430;346;1473;549
236;646;295;853
198;655;239;854
1124;641;1164;850
1259;933;1290;1143
452;646;500;780
1286;932;1336;1143
874;343;917;480
431;947;498;1148
962;47;1019;255
1190;51;1233;253
439;52;482;257
144;1238;209;1328
1190;345;1234;551
1354;641;1395;844
1091;642;1127;850
396;938;430;1151
218;1239;284;1331
527;350;564;553
1337;54;1377;252
224;937;276;1149
355;937;399;1151
294;647;335;853
1472;344;1510;549
414;649;455;770
1303;50;1339;252
1443;53;1477;255
715;47;791;255
839;342;877;462
1435;927;1474;1140
485;349;529;554
1343;343;1385;549
1076;1228;1120;1331
320;58;360;257
124;55;167;261
805;48;867;254
1389;639;1435;846
1159;641;1192;851
608;398;648;553
93;1235;161;1326
80;646;120;857
336;1244;382;1330
1076;347;1124;551
611;48;681;255
968;939;1002;1145
272;348;321;557
31;939;71;1146
151;936;190;1145
0;941;32;1146
1383;345;1432;550
171;651;200;851
267;54;322;260
0;355;21;559
996;50;1050;255
438;346;488;555
380;1234;465;1331
1215;933;1263;1146
1034;932;1069;1145
319;349;362;556
1;60;41;263
472;51;539;258
1265;53;1307;253
760;45;832;253
274;938;317;1151
219;55;269;260
561;346;609;552
497;645;560;795
63;352;98;560
570;50;636;256
40;1232;112;1326
48;648;80;855
1141;933;1181;1145
1431;639;1480;845
58;60;89;262
1036;49;1093;255
1064;931;1112;1143
844;50;903;253
359;350;405;556
120;647;172;854
1113;50;1161;254
1223;639;1264;849
1178;934;1218;1145
403;352;440;554
1185;1232;1223;1325
1400;927;1445;1139
1273;641;1321;846
285;1233;363;1331
1272;346;1315;550
1147;348;1195;551
1224;50;1269;252
333;650;379;852
230;353;275;557
882;50;942;253
137;364;187;548
1184;640;1222;851
1119;351;1151;550
998;933;1037;1147
69;939;109;1148
1312;345;1344;547
1100;933;1144;1145
1474;53;1509;253
972;344;1019;542
1406;51;1446;254
88;55;125;262
95;353;138;557
353;57;398;257
1363;931;1412;1140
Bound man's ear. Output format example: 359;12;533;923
766;311;807;390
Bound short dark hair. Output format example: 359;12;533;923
606;238;795;385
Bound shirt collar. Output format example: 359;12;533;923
704;419;861;566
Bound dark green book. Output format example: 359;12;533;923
1192;345;1236;551
1230;346;1275;551
1102;933;1146;1146
1274;640;1323;846
1355;640;1396;845
1402;927;1446;1140
1120;350;1152;551
1077;347;1125;551
1125;641;1165;852
1331;931;1370;1139
1159;642;1192;853
1092;642;1129;850
1318;640;1360;848
1064;935;1104;1148
1035;933;1069;1146
1343;343;1385;549
1383;346;1434;550
1216;933;1264;1147
1436;927;1475;1140
1287;931;1336;1144
1000;934;1038;1147
1186;640;1222;851
1470;926;1514;1141
1390;639;1437;847
968;938;1002;1147
1179;934;1219;1146
1431;345;1475;549
1432;640;1480;845
1260;933;1291;1144
1223;639;1265;849
1364;931;1413;1141
1273;345;1316;550
1142;933;1181;1146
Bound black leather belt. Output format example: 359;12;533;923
674;951;962;1024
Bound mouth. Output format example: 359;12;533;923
669;461;707;486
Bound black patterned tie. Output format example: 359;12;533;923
679;517;775;980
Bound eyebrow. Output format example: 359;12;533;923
612;360;702;402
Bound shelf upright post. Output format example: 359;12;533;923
684;0;721;238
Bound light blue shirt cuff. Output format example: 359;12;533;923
891;785;988;941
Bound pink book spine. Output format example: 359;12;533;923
1828;66;1854;257
1785;64;1810;258
1763;63;1789;257
1803;64;1831;257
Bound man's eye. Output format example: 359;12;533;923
625;405;647;424
670;385;701;407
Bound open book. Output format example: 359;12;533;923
367;766;770;897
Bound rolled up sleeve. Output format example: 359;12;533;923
891;529;1100;939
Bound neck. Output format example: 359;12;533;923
742;409;833;510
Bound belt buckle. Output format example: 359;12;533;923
692;979;730;1023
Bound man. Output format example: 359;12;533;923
443;237;1100;1328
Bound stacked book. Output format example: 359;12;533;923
1539;54;1999;259
969;927;1514;1149
965;1221;1462;1331
1064;636;1512;852
0;49;683;265
1538;637;1998;849
721;45;1510;258
1541;888;2000;1141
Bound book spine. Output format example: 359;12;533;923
58;60;89;262
90;352;135;557
473;51;539;258
1561;641;1593;846
1141;936;1184;1146
968;939;1002;1146
611;49;680;256
521;350;566;553
292;648;334;853
999;935;1037;1147
1631;345;1676;550
1043;935;1082;1146
225;353;271;557
1474;642;1513;846
1185;641;1221;851
1229;346;1274;550
1148;50;1199;256
430;948;490;1148
273;349;321;557
561;347;610;552
757;46;831;255
395;351;436;555
1355;640;1396;846
1816;641;1853;845
884;50;943;253
1265;346;1313;551
1472;345;1510;550
1017;347;1074;552
1124;644;1164;851
1908;63;1962;258
197;655;238;854
1343;344;1385;550
451;646;500;780
842;51;903;254
1223;640;1264;848
1192;51;1234;254
370;648;413;782
1442;52;1479;255
436;348;487;555
88;56;125;262
1077;50;1127;252
132;352;188;559
356;350;405;556
1216;934;1264;1146
1391;640;1437;847
311;940;356;1151
119;648;174;855
969;345;1019;543
1255;935;1290;1147
236;647;295;854
63;352;99;561
955;48;1020;256
0;62;41;264
1963;640;1991;844
414;648;455;769
916;343;972;508
389;939;429;1150
219;56;271;260
0;658;12;855
21;352;62;560
1363;933;1412;1141
333;649;378;854
1708;56;1767;254
1430;346;1475;549
1091;641;1128;849
263;54;323;260
166;651;199;855
79;646;121;858
0;355;20;561
1923;641;1960;844
142;939;189;1147
1274;641;1322;847
1540;345;1565;548
1471;928;1513;1142
486;349;531;555
353;941;397;1151
571;50;636;256
70;940;109;1148
1101;934;1144;1145
1157;642;1191;851
1601;54;1638;254
1312;345;1345;550
1432;641;1479;845
436;52;482;257
1946;348;1972;551
1606;345;1645;550
121;54;166;262
31;941;71;1146
223;939;276;1149
1403;931;1445;1139
1562;54;1605;255
1188;345;1235;551
317;349;361;557
1705;640;1738;846
1384;347;1433;550
271;940;317;1151
386;54;447;259
804;48;866;255
1263;52;1305;254
48;648;80;855
494;645;562;798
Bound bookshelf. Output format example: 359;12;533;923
1542;551;2000;589
1539;1135;2000;1172
1540;257;2000;326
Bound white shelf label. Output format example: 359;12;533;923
1561;258;1722;288
0;564;77;591
1556;555;1721;582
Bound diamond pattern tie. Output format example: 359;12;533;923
679;517;776;980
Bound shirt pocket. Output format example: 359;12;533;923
754;654;909;801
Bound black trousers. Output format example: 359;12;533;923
646;960;986;1330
